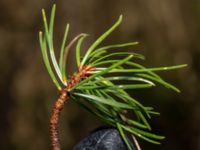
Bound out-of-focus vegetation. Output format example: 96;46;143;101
0;0;199;149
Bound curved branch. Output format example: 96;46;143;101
50;90;68;150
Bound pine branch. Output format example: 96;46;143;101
39;4;187;150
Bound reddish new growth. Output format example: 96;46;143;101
50;65;94;150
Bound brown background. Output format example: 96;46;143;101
0;0;199;149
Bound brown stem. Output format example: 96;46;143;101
49;65;94;150
50;90;68;150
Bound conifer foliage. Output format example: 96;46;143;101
39;4;186;150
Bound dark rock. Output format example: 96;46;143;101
74;127;135;150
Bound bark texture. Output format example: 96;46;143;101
49;65;94;150
50;90;68;150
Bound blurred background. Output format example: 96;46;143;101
0;0;199;149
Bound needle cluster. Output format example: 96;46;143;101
39;4;186;150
